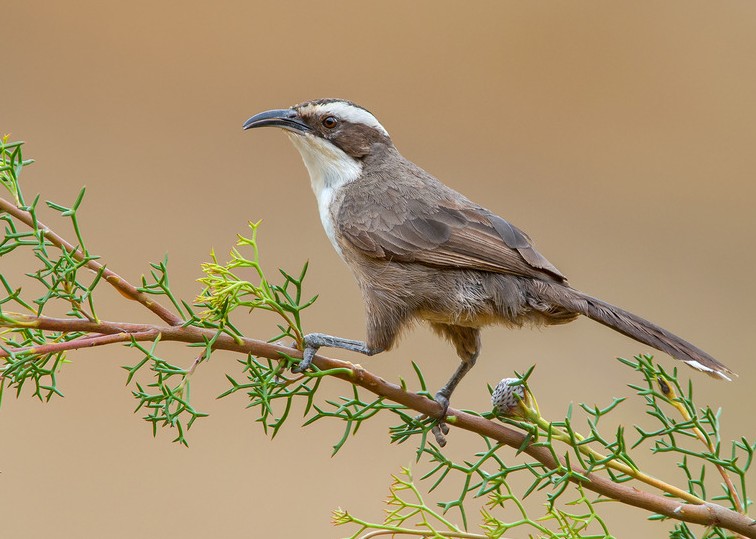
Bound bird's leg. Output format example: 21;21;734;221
293;332;379;373
428;324;482;447
430;354;479;446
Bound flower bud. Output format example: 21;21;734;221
491;377;529;418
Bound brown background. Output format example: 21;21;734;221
2;2;755;537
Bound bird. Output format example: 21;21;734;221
243;98;733;443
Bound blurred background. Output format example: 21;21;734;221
2;1;755;537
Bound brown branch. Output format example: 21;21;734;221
1;330;158;358
0;197;182;326
1;313;754;537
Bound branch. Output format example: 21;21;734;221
0;197;182;326
0;330;158;358
1;313;754;537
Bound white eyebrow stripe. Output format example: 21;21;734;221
300;102;389;137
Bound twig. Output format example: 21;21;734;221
658;378;745;514
0;330;158;358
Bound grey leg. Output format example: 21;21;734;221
428;324;482;446
429;351;479;446
293;332;378;373
434;354;479;413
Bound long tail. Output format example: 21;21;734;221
526;280;735;381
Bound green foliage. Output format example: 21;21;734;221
0;139;91;403
305;373;432;456
0;135;33;206
122;335;209;446
138;256;192;321
333;467;485;539
196;221;317;348
0;317;70;404
333;467;613;539
623;355;753;515
219;354;323;438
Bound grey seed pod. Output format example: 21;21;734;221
491;378;526;417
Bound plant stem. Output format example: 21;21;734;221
531;416;705;505
664;387;745;514
0;197;182;326
359;529;486;539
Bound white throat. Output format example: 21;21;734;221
287;133;362;257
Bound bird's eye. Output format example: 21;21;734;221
322;116;338;129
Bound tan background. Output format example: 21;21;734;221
2;2;755;537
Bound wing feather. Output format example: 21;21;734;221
337;170;566;282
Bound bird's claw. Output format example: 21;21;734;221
413;392;452;446
432;423;449;446
431;392;451;446
292;335;318;373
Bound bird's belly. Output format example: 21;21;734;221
415;307;500;328
410;270;533;328
354;259;563;330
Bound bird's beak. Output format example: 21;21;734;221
242;108;311;134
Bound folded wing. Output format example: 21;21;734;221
338;180;566;283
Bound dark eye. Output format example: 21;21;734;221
322;116;338;129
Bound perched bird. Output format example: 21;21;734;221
243;98;733;442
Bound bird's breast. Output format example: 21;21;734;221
287;133;363;258
316;185;343;258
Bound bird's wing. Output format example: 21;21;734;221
337;175;566;282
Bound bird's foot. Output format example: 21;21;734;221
292;334;319;373
431;392;451;447
292;333;373;373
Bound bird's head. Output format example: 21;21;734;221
243;99;396;194
243;98;391;160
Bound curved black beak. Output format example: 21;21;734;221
242;108;311;134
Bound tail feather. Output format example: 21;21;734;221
527;281;735;381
